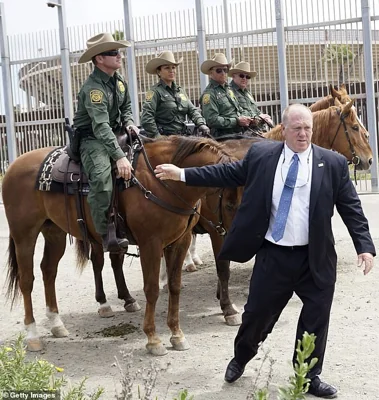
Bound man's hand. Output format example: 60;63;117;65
198;124;211;137
357;253;374;275
126;125;140;136
237;116;251;127
116;157;133;180
259;114;274;127
154;164;182;181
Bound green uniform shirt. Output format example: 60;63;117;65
199;79;242;137
73;66;134;161
230;80;261;118
141;80;206;137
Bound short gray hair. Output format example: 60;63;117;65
282;104;312;126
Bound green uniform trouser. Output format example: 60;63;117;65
80;138;113;235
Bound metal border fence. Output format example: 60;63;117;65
0;0;378;192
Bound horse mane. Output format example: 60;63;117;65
168;136;233;165
263;124;282;140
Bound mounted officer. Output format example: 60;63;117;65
141;51;210;137
73;32;138;252
229;61;273;134
199;53;252;139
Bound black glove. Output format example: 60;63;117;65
198;124;210;137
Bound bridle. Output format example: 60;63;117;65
130;137;229;236
330;109;361;166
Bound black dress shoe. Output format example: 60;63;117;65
308;376;338;398
224;358;245;383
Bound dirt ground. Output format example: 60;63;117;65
0;194;378;400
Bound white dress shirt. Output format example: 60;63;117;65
265;144;313;246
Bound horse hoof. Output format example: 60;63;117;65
225;313;242;326
146;343;168;356
170;336;190;351
124;301;141;312
185;263;197;272
51;325;69;338
27;338;43;352
98;306;115;318
192;256;203;266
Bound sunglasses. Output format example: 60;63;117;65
214;67;229;74
99;50;120;57
239;73;251;80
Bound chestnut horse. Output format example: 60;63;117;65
309;84;351;112
3;136;234;354
96;98;373;329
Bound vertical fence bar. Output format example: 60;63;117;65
56;0;73;140
195;0;208;92
223;0;232;63
361;0;378;191
275;0;289;110
0;2;16;163
123;0;140;125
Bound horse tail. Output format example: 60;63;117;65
75;239;90;272
5;236;20;306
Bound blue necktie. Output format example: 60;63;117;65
272;153;299;242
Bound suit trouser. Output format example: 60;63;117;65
234;240;335;378
80;139;113;235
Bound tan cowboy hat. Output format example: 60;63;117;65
78;32;131;64
200;53;234;75
228;61;257;78
145;51;183;74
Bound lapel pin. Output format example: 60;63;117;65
318;163;324;167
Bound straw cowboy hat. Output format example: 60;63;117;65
78;32;131;64
228;61;257;78
145;51;183;74
200;53;234;74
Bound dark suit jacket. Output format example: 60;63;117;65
185;141;376;288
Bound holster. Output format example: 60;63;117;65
65;119;81;162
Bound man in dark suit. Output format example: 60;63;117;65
154;104;375;398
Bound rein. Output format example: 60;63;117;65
132;137;228;236
329;109;360;183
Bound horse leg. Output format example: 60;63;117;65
139;241;168;356
109;252;141;312
90;243;115;318
164;232;192;352
210;233;241;326
40;223;70;338
183;245;197;272
160;256;168;291
190;233;203;266
11;229;42;351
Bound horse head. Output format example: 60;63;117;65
321;98;373;170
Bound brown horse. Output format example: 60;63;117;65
309;84;351;112
90;100;373;331
3;136;234;354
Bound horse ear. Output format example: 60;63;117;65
330;84;341;100
334;97;342;107
341;98;355;115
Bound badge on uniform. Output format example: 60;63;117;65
118;81;125;93
203;93;210;105
179;93;187;101
145;91;154;101
90;89;104;104
228;90;235;99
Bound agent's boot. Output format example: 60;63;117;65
101;234;129;253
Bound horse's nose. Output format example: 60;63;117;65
369;158;373;166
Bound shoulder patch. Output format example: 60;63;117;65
90;89;104;104
202;93;210;105
118;81;125;93
179;93;187;101
145;90;154;102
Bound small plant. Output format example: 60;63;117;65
0;334;104;400
248;332;318;400
172;389;194;400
